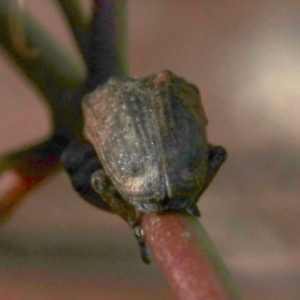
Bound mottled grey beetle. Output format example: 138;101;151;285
82;70;227;263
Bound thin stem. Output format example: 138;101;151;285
0;0;86;138
8;0;37;57
0;162;60;223
85;0;127;90
0;136;68;175
142;212;243;300
0;0;128;221
56;0;90;60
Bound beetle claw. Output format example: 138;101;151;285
134;225;151;264
186;205;201;218
138;238;151;264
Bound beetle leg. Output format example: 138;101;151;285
186;145;226;217
91;170;151;263
61;139;112;212
91;169;139;226
197;145;227;199
206;145;227;181
186;205;201;218
133;224;151;264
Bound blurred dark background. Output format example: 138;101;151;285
0;1;299;299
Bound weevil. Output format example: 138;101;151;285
61;70;226;263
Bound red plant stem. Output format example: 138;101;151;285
0;168;46;221
0;155;60;221
142;212;242;300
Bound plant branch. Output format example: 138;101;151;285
0;161;60;223
0;136;67;220
0;136;68;175
142;212;243;300
85;0;127;90
56;0;90;60
0;0;86;138
0;137;65;223
0;0;128;219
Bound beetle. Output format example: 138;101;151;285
61;70;226;263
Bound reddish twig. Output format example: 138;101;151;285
0;154;60;222
142;212;242;300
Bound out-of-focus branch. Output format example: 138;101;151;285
85;0;127;90
56;0;90;60
0;0;127;220
0;0;87;138
0;136;68;175
0;141;72;222
143;212;243;300
0;136;66;221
